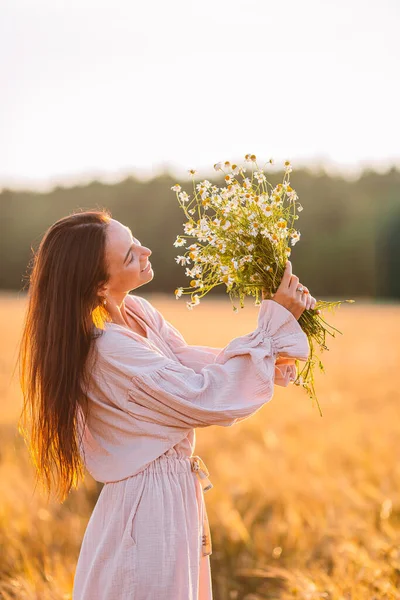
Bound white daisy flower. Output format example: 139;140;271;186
185;266;196;278
220;274;235;286
174;287;184;299
222;204;233;216
173;236;187;247
290;231;301;246
256;192;269;204
183;222;196;235
216;242;227;253
210;194;222;207
171;184;181;192
175;255;191;266
186;295;201;310
254;171;266;183
178;191;190;203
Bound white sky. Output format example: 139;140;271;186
1;0;399;191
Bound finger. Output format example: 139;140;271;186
281;261;292;288
300;287;311;309
289;275;300;290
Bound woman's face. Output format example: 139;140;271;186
100;219;153;297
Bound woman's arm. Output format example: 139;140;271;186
96;299;309;430
135;295;298;385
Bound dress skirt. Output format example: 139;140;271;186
72;445;213;600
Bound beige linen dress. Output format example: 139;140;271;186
72;294;309;599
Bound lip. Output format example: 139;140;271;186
141;262;152;273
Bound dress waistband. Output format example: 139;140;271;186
136;452;213;557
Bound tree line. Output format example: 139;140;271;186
1;166;399;299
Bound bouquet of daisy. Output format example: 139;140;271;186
171;154;354;415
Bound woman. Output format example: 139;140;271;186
18;210;316;599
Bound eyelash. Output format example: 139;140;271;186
128;253;134;264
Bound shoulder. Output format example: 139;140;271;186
94;323;144;356
93;294;164;354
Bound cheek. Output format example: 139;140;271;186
128;261;141;275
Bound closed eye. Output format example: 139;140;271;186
124;236;140;265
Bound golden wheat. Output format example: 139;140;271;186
1;293;399;599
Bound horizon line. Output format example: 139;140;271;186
1;157;399;194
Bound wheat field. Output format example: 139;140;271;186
0;293;399;600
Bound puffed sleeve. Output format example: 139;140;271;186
134;295;222;371
135;295;299;386
97;299;309;430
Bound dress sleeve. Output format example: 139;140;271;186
135;295;222;371
98;299;309;430
136;295;298;386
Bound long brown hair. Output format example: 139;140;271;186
16;209;113;503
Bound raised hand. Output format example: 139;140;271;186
262;261;318;320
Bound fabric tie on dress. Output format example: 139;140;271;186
190;455;213;557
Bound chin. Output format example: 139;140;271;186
139;269;154;284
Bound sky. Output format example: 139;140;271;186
1;0;399;191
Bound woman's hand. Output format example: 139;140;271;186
262;261;319;320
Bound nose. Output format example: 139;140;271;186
143;246;152;257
